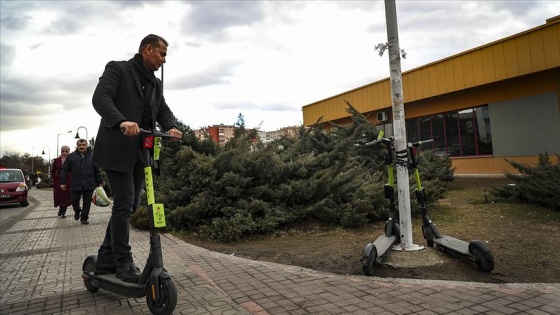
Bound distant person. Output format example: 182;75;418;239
51;146;72;218
60;139;104;225
25;173;32;189
91;34;182;283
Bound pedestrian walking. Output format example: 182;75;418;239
51;145;72;218
60;139;105;224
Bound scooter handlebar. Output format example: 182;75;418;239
121;127;182;140
408;139;434;148
363;139;380;147
363;137;392;147
138;128;181;140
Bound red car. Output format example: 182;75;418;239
0;168;29;207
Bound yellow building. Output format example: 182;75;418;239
302;16;560;175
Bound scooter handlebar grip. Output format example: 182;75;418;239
409;139;434;147
420;139;434;145
363;140;379;147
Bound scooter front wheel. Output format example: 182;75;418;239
83;258;99;292
469;241;495;272
146;278;178;315
362;247;378;277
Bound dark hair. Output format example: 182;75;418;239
76;139;87;145
138;34;168;53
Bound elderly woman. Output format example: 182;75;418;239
51;146;72;218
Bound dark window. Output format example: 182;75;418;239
431;114;445;153
405;105;492;157
444;112;461;156
406;119;419;144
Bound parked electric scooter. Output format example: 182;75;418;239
409;139;495;272
82;128;179;315
360;131;401;276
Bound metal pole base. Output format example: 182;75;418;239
392;243;424;251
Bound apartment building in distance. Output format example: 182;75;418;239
194;124;236;146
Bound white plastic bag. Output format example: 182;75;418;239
92;186;110;207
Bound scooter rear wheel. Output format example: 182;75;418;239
422;225;434;247
83;258;99;292
146;278;178;315
469;241;495;272
362;247;378;277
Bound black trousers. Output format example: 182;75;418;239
97;159;144;265
71;190;94;220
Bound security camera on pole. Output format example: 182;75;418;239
378;0;422;251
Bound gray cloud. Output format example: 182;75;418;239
181;1;266;40
43;2;129;35
0;42;15;67
167;59;240;90
1;74;96;108
0;0;37;31
0;72;99;132
0;1;140;36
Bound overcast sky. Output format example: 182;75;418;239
1;0;558;159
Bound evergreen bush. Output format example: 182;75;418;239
133;106;454;241
491;153;560;210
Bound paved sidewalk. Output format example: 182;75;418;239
1;189;559;315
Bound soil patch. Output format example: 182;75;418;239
176;178;560;283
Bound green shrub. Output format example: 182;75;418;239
207;212;257;242
130;206;151;230
149;107;454;242
491;153;560;210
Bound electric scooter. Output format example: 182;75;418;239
360;131;401;276
409;139;495;272
82;128;179;315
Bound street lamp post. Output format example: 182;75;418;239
75;126;88;142
57;131;72;157
41;147;51;175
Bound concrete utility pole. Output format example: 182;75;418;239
383;0;422;251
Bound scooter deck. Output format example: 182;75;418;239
85;272;145;298
373;235;397;259
433;235;469;254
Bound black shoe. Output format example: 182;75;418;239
57;209;62;216
94;261;117;275
81;219;89;225
116;263;141;283
74;212;80;220
61;214;66;218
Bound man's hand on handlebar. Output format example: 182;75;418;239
167;127;182;141
120;121;140;136
121;122;183;140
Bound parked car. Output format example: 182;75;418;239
0;168;29;207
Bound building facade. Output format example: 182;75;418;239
302;16;560;175
265;126;301;141
194;124;236;146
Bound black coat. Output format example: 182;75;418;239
60;148;103;191
92;58;177;172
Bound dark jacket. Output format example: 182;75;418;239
91;57;177;172
61;148;103;191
